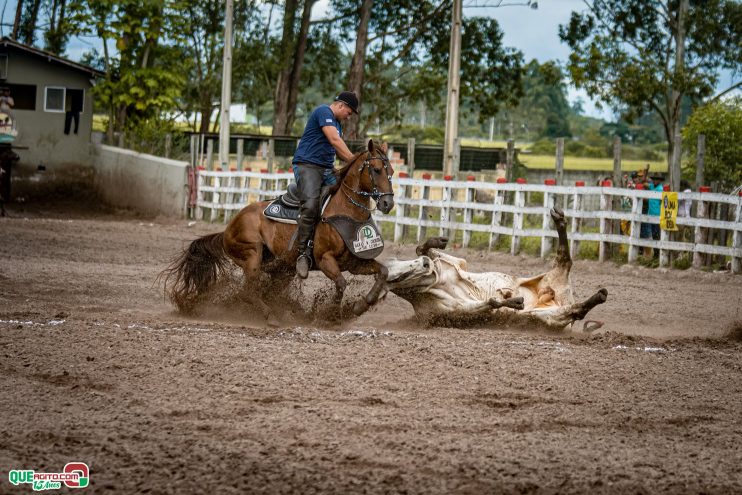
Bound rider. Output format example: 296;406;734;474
292;91;358;279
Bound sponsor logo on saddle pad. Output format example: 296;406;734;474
8;462;89;491
353;224;383;252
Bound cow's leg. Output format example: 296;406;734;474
524;288;608;329
551;206;572;268
416;237;448;256
569;288;608;321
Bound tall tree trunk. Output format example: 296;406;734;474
21;0;42;45
669;0;688;191
12;0;23;39
272;0;299;136
199;103;213;134
345;0;373;140
284;0;316;132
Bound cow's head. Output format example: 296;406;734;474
385;256;437;292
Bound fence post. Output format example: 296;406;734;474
506;139;514;182
236;138;244;171
541;179;556;258
206;138;214;170
570;181;584;260
489;178;507;249
555;138;564;186
267;138;275;173
463;175;476;247
693;186;710;268
511;179;526;255
612;136;622;189
209;173;221;222
732;192;741;274
190;134;197;167
417;173;432;243
258;169;269;202
164;133;172;158
441;175;453;237
695;134;705;189
599;180;612;262
223;169;236;224
394;173;410;242
628;185;642;263
407;138;416;175
196;167;206;220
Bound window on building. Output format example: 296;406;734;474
44;87;65;112
5;84;36;110
67;88;84;113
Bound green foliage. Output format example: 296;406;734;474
382;124;445;144
682;97;742;191
559;0;742;165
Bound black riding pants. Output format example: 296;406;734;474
295;163;328;251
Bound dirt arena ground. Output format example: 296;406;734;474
2;200;742;494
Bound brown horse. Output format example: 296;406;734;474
162;140;395;324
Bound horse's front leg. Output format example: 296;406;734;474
317;254;347;314
348;260;388;316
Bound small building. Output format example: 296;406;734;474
0;37;103;168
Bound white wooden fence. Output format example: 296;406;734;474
195;169;742;273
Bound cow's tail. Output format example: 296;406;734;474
158;232;230;314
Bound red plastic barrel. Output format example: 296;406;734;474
496;177;507;184
544;178;556;186
398;172;409;178
467;175;476;181
516;178;527;184
575;180;585;187
699;186;711;193
422;173;432;180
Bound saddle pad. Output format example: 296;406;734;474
263;196;332;225
323;215;384;260
263;200;300;224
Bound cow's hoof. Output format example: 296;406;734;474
353;299;369;316
417;237;449;255
504;296;525;310
550;206;565;225
583;320;604;332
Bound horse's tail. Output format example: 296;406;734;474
159;232;230;314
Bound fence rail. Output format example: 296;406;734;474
194;169;742;273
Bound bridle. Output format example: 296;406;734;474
341;151;394;213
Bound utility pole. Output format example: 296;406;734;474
218;0;234;170
443;0;462;177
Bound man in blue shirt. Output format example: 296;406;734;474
293;91;358;278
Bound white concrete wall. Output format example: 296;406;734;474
93;145;188;218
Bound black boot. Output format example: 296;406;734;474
296;239;313;279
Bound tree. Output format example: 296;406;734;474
682;97;742;192
559;0;742;189
272;0;317;136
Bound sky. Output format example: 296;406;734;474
2;0;737;122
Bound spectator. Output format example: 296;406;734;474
0;87;14;114
679;179;692;218
647;173;664;258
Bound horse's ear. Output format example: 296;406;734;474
380;141;388;154
367;139;374;153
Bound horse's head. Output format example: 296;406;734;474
356;140;395;214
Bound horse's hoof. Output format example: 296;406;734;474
352;299;369;316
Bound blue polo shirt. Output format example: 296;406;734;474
647;182;663;216
292;105;342;168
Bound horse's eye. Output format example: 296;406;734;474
372;168;380;175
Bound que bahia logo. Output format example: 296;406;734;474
9;462;89;491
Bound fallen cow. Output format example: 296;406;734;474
384;207;607;329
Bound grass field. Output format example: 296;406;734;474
520;154;667;172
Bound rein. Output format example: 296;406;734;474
341;154;394;214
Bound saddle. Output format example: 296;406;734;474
263;184;385;261
263;183;331;224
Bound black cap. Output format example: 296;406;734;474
334;91;359;114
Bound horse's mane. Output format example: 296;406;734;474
330;141;382;194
